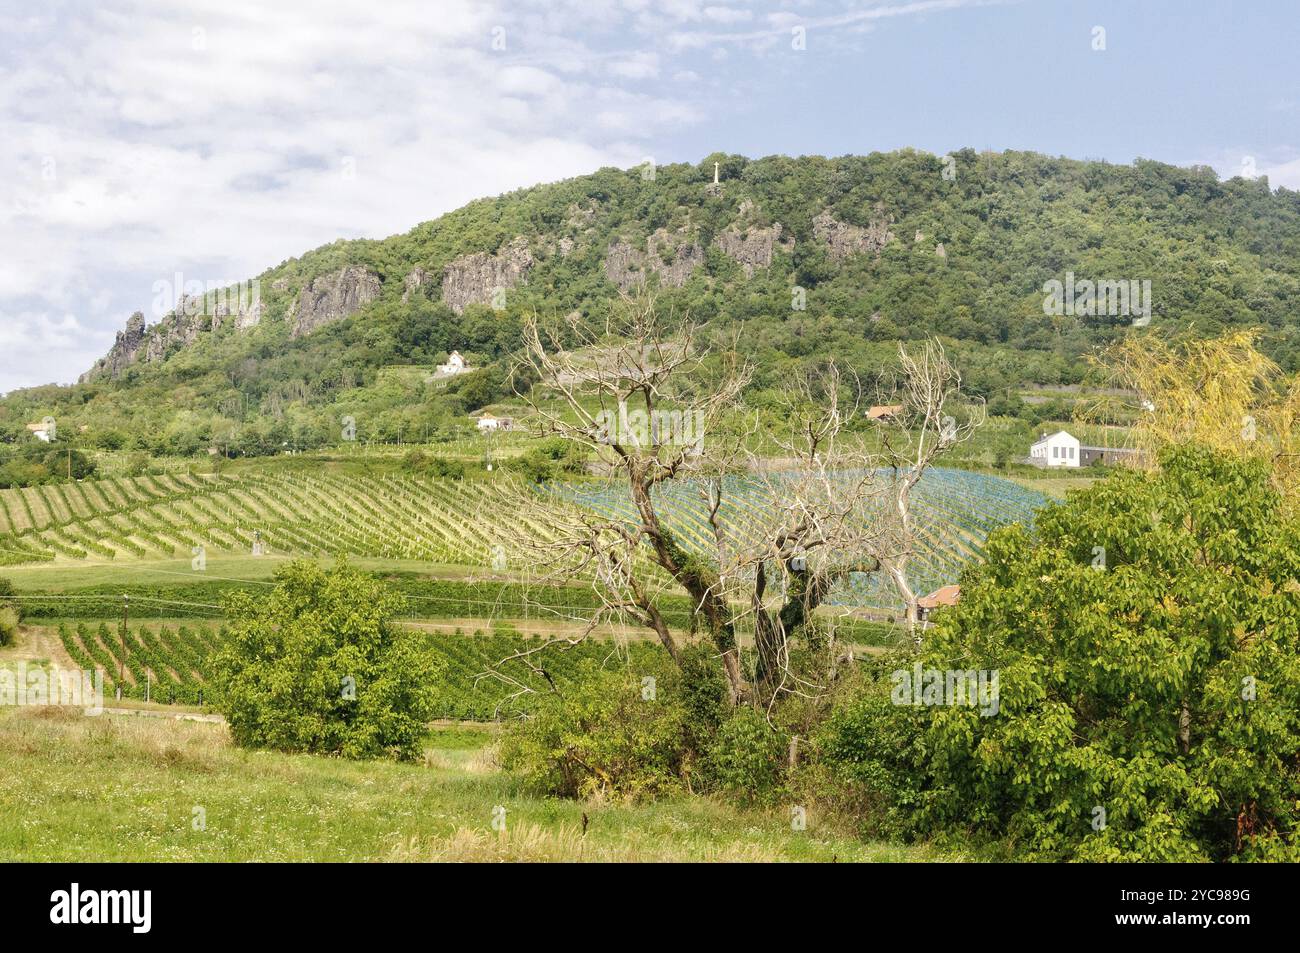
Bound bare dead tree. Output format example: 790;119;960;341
876;341;986;637
726;362;894;703
503;292;983;708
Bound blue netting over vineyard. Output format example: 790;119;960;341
554;468;1049;610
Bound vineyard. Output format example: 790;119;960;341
0;471;562;568
54;620;227;705
2;466;1046;613
558;467;1048;608
420;629;664;720
43;621;663;720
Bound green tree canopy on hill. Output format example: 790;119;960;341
6;149;1300;463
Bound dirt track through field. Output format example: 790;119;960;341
405;618;889;654
2;624;78;670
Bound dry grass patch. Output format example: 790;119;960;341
387;824;782;863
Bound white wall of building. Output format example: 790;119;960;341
1030;430;1081;468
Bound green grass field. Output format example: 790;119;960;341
0;707;956;862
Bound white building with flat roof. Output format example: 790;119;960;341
1029;430;1081;468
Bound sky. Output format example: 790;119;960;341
1;0;1297;393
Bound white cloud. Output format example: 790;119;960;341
1258;157;1300;192
609;51;661;80
1196;148;1300;193
0;312;100;394
668;0;986;51
0;0;698;388
704;7;755;25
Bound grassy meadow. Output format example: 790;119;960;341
0;707;955;863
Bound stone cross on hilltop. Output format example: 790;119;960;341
707;161;722;195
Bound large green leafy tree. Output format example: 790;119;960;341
880;445;1300;860
213;561;441;761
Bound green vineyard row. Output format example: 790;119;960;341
48;621;665;721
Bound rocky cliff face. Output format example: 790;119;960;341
812;206;894;260
214;294;264;330
81;267;372;382
142;307;208;363
80;312;148;383
401;267;431;303
605;226;704;292
80;286;266;383
77;184;901;385
441;237;533;314
289;266;382;338
715;201;793;276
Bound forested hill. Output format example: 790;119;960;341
4;148;1300;455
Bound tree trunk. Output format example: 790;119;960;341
631;469;750;703
889;564;920;642
646;607;681;665
719;647;746;706
751;562;784;699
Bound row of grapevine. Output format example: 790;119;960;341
55;621;227;704
42;621;666;720
421;629;665;720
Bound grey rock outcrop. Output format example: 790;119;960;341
554;203;598;259
144;307;208;363
289;265;381;338
402;267;432;303
80;280;269;382
80;312;148;383
715;201;793;276
208;291;264;330
565;203;597;229
441;237;533;314
605;227;704;292
812;206;894;261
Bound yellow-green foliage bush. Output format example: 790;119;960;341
501;656;705;802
